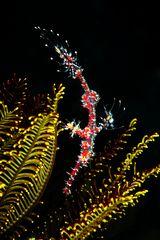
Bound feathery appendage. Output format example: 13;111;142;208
25;119;160;240
59;119;160;239
0;73;27;110
0;76;65;237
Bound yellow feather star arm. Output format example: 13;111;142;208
0;101;21;142
0;84;65;235
60;130;160;240
101;118;138;162
82;118;138;182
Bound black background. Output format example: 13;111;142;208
1;1;160;239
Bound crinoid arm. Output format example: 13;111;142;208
0;77;65;238
59;120;160;240
26;119;160;240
